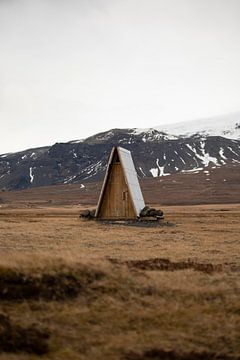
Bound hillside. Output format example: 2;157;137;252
1;163;239;207
0;113;239;191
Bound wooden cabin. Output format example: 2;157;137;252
95;147;145;220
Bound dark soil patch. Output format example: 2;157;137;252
0;268;104;301
100;220;175;228
125;348;239;360
0;313;49;355
110;258;223;274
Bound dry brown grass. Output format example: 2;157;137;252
0;203;239;359
0;203;239;263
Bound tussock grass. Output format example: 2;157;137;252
111;257;224;273
0;257;239;360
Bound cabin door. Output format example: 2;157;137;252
112;162;128;218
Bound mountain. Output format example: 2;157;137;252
154;112;240;140
0;113;240;191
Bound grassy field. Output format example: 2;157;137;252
0;203;240;359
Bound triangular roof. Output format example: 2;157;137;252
95;146;145;218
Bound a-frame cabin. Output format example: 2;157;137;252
95;147;145;220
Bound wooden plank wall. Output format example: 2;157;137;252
98;160;136;220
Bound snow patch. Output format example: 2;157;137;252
200;152;218;166
157;158;170;176
29;167;34;183
70;139;84;144
133;127;177;141
185;143;198;155
150;168;158;177
64;175;76;184
186;143;219;167
82;161;105;180
86;160;102;175
139;167;146;177
73;150;77;158
227;146;239;156
179;156;186;164
181;167;203;174
150;158;170;177
219;148;227;161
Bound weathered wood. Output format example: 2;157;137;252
98;151;136;220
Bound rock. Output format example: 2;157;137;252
156;209;163;217
148;209;158;217
140;206;150;217
140;206;164;220
139;216;158;222
90;209;96;218
79;209;96;220
79;210;90;218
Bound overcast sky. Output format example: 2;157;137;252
1;0;240;153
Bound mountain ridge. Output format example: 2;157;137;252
0;113;240;191
69;111;240;145
138;111;240;140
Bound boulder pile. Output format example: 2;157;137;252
79;206;164;222
139;206;164;221
79;209;96;220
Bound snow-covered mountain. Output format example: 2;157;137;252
0;113;239;190
135;112;240;140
